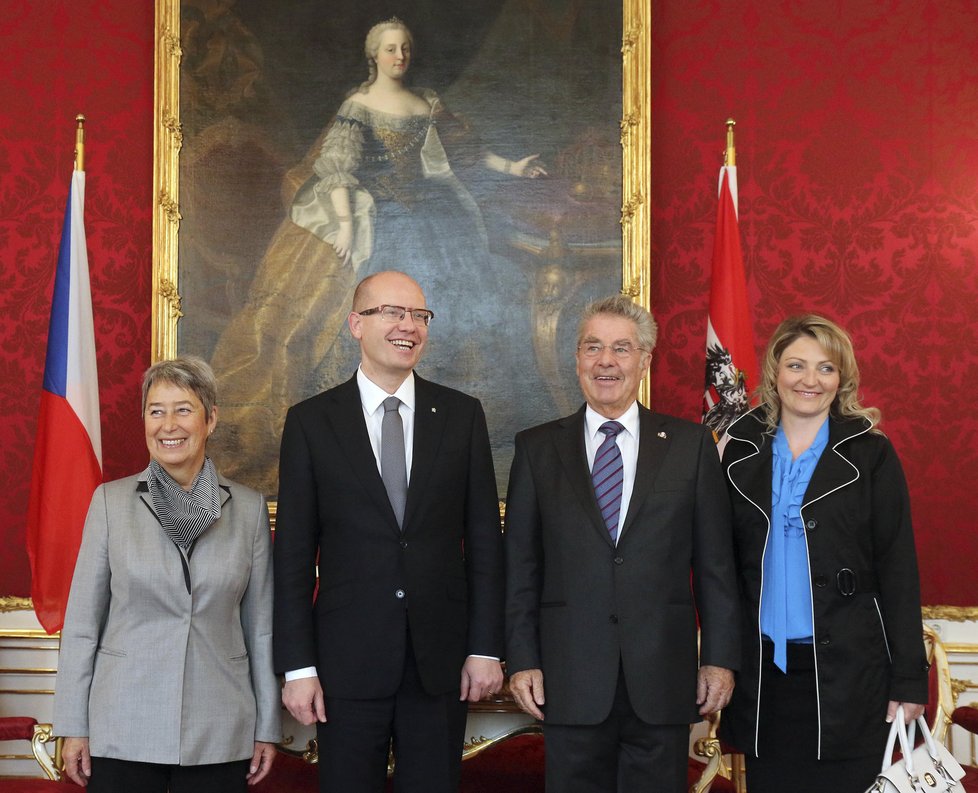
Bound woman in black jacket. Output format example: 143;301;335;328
721;314;928;793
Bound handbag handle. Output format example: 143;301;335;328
906;712;942;761
881;705;917;775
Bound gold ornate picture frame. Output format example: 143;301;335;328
152;0;650;499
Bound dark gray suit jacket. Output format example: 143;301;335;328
273;374;504;698
505;404;740;725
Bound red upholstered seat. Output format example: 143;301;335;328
950;706;978;792
0;717;77;790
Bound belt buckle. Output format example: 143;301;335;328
837;568;856;597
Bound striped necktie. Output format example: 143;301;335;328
592;421;624;542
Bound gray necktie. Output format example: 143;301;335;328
381;396;407;528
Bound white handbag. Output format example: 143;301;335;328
866;705;965;793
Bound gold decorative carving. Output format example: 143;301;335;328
922;606;978;622
158;277;183;319
952;678;976;700
462;723;543;759
0;596;33;613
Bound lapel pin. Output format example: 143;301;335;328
431;407;437;413
657;431;667;439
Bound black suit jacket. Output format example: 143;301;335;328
273;373;504;698
505;404;740;725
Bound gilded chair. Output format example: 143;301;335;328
0;716;76;789
948;705;978;790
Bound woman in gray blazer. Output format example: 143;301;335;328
54;356;280;792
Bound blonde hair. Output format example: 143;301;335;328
755;314;880;433
359;18;413;92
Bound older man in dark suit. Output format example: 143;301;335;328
273;270;504;793
505;295;740;793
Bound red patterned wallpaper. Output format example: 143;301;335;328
1;1;975;607
651;1;978;605
0;1;154;596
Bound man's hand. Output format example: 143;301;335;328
62;737;92;787
282;677;327;725
697;665;734;716
509;668;546;720
460;656;504;702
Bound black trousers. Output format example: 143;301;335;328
544;665;688;793
747;640;879;793
88;756;250;793
316;639;468;793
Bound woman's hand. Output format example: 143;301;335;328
246;741;277;785
62;737;92;786
887;700;926;723
332;222;354;265
511;154;548;179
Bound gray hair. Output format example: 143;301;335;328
141;356;218;417
578;294;658;351
359;18;413;92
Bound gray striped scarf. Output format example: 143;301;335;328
147;457;222;549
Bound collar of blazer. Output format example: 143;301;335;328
135;469;232;526
552;404;673;546
725;408;873;515
324;373;449;534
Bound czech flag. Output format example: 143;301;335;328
26;169;102;634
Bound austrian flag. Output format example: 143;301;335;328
703;164;758;440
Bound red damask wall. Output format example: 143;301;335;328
0;1;154;595
1;2;975;606
651;2;978;605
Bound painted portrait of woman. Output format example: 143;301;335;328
176;0;624;494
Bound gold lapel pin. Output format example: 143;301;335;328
657;431;667;439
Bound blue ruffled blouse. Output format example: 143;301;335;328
760;418;830;672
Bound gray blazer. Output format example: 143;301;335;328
54;470;281;765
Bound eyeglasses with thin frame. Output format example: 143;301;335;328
357;305;435;326
577;342;648;360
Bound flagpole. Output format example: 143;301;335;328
724;118;736;167
74;115;86;172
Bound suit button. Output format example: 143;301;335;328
395;589;406;599
805;519;818;531
399;540;408;549
613;556;624;565
609;614;619;624
814;575;827;588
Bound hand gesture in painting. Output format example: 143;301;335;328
512;153;548;179
332;220;354;265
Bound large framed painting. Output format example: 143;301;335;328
153;0;650;498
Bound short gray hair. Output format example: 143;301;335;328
141;356;218;417
578;295;658;351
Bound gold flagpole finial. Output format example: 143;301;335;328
724;118;736;168
74;114;86;172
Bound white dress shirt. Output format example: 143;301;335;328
583;401;640;545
